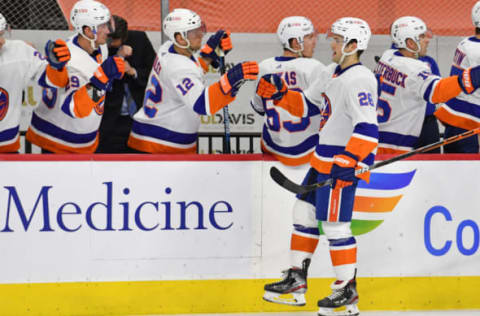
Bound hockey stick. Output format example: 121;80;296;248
271;127;480;195
216;47;231;154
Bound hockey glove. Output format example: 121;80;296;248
219;61;258;96
330;151;359;190
200;30;232;69
45;39;70;70
256;74;287;101
90;56;125;91
458;66;480;94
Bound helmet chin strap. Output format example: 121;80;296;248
404;39;421;57
286;41;304;57
80;28;98;51
175;32;198;54
338;43;357;65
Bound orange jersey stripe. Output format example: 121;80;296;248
0;137;20;153
26;128;98;153
434;107;480;130
208;82;235;115
354;195;402;213
46;65;69;88
127;135;196;154
345;136;377;161
290;234;319;253
197;57;209;73
330;247;357;266
431;76;462;104
275;90;304;117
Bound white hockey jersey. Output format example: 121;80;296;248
374;49;442;154
128;41;231;153
0;40;51;152
435;37;480;129
250;56;326;166
305;63;378;177
26;35;108;153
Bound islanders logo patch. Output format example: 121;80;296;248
0;87;9;121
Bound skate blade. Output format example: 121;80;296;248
318;304;360;316
263;291;306;306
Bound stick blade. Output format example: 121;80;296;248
269;166;313;195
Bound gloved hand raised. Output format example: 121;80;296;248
330;151;360;190
90;56;125;91
200;30;232;69
219;61;258;96
45;39;70;70
256;74;287;101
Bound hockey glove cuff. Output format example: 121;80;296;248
458;66;480;94
256;74;287;101
90;56;125;91
331;151;359;190
45;39;70;70
219;61;258;96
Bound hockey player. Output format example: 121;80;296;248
251;16;327;306
26;0;125;153
0;13;71;153
258;17;378;316
435;1;480;153
127;9;258;153
375;16;480;154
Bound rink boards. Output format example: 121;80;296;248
0;154;479;315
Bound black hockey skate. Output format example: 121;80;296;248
317;273;359;316
263;258;311;306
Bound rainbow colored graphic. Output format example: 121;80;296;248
319;170;416;235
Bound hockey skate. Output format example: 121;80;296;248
317;274;359;316
263;258;310;306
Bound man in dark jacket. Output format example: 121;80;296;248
97;15;156;153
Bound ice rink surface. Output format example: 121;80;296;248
161;311;480;316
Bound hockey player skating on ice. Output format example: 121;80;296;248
435;1;480;152
0;13;71;152
375;16;480;154
250;16;327;306
26;0;125;153
258;17;378;316
127;9;259;153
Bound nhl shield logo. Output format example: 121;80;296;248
0;87;9;121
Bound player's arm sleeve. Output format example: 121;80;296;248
170;70;234;116
60;68;104;118
27;46;68;89
420;71;463;104
344;79;379;161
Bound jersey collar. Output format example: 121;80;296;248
468;36;480;43
168;44;197;62
334;62;361;76
274;56;297;62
